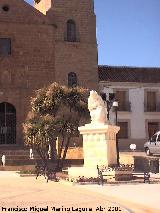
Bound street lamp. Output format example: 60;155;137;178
101;93;115;120
101;93;120;166
112;100;118;125
112;100;119;166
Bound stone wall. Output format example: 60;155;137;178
63;148;135;166
0;0;98;147
47;0;98;90
62;147;84;159
0;0;55;145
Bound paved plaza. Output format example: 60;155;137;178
81;183;160;213
0;172;159;213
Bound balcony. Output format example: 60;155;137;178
116;102;131;112
144;103;160;112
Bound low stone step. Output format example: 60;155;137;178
0;149;29;152
0;165;35;171
4;159;38;166
0;152;30;156
4;157;40;161
3;154;39;158
0;148;41;166
0;151;39;155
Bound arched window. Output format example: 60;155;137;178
0;102;16;144
67;20;76;42
68;72;77;87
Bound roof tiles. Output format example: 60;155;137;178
98;65;160;83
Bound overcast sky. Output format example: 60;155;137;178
26;0;160;67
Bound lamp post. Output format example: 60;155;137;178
101;93;115;120
113;100;118;125
113;100;119;166
101;93;120;165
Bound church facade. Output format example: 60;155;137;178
0;0;98;147
1;0;160;151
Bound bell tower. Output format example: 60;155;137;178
35;0;98;90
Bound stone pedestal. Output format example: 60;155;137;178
68;123;120;179
79;123;120;167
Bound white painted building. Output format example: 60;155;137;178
99;66;160;150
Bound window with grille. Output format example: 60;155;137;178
68;72;77;87
66;20;77;42
146;91;156;112
117;122;128;139
0;102;16;144
0;38;11;56
115;90;130;111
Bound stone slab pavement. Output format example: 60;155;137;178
0;171;159;213
79;183;160;213
0;172;129;213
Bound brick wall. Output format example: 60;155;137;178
49;0;98;90
0;0;98;146
0;0;56;145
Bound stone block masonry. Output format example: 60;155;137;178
0;0;98;146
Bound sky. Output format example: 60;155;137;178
26;0;160;67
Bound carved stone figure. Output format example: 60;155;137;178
88;90;108;124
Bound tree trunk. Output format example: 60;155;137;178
49;138;57;160
56;136;65;171
61;137;71;168
37;147;48;168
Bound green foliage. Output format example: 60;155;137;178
23;82;89;168
24;113;56;147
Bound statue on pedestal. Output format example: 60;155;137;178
88;90;108;124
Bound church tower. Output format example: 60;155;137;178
35;0;98;90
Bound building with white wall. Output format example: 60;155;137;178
99;65;160;151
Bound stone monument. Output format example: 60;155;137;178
68;91;120;178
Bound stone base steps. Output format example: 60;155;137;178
4;159;39;166
0;149;40;166
4;156;40;160
0;165;36;171
0;150;39;156
0;146;84;170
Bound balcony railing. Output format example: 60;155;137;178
116;102;131;112
144;103;160;112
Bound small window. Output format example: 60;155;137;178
68;72;77;87
117;122;128;139
146;91;156;112
2;5;9;12
116;91;127;111
66;20;76;42
0;38;11;56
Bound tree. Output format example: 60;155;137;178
23;83;89;170
23;112;59;167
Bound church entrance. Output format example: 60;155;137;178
0;102;16;144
